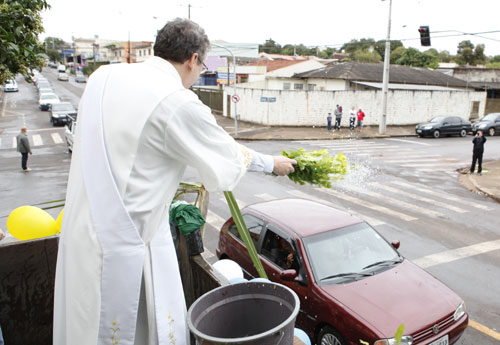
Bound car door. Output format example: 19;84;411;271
258;225;317;335
495;115;500;133
440;116;454;135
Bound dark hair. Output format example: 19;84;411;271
154;18;210;64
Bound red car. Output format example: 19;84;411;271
216;198;468;345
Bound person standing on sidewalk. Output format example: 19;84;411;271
334;105;342;131
349;106;356;132
470;130;487;175
16;127;32;172
357;108;365;132
327;112;332;132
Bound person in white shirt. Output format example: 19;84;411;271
349;106;356;132
53;18;296;345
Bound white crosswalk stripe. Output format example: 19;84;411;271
32;134;43;146
390;180;493;211
12;137;17;149
349;186;445;218
400;162;462;167
255;193;275;201
384;158;453;163
316;188;417;221
370;182;468;213
206;210;226;232
51;132;63;144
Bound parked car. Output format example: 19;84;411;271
39;92;60;110
3;79;18;92
57;64;66;73
415;116;471;138
57;72;69;81
65;116;76;152
38;87;54;95
75;73;86;83
471;113;500;136
49;102;77;126
217;199;468;345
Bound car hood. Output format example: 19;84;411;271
320;260;461;336
40;99;60;104
418;123;435;127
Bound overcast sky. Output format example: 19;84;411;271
41;0;500;56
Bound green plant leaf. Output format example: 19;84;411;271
394;323;405;345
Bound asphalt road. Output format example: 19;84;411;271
1;70;500;344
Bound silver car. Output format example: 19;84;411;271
57;72;69;81
65;117;77;152
4;79;19;92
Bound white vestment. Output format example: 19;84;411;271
53;57;273;345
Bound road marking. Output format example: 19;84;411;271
32;134;43;146
413;239;500;268
370;182;468;213
5;127;64;134
384;158;453;163
51;132;63;144
350;187;445;218
469;319;500;341
391;181;493;211
385;138;431;146
255;193;275;201
1;93;6;117
12;136;17;149
400;162;461;167
206;210;226;232
316;188;417;221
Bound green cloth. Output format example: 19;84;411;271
169;201;205;235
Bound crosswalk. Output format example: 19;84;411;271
0;131;64;149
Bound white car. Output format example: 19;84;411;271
4;79;18;92
65;118;76;152
39;92;60;111
75;73;86;83
57;72;69;81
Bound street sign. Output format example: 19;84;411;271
260;97;268;102
231;94;240;103
268;97;276;102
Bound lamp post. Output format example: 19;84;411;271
379;0;392;135
211;43;238;136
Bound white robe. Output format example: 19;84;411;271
53;57;273;345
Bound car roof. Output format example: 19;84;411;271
53;102;73;106
244;198;363;238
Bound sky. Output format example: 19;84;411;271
41;0;500;57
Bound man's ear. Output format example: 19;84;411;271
188;53;199;70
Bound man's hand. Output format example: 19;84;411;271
0;229;5;241
273;156;297;176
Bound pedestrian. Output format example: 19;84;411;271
470;130;487;175
357;108;365;132
53;18;297;345
334;104;342;131
327;112;332;132
349;106;356;132
16;127;32;172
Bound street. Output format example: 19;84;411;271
1;71;500;344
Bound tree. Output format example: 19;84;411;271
390;46;406;64
46;49;60;63
259;39;282;54
437;50;452;63
473;44;486;65
374;40;403;58
352;49;382;63
318;47;338;59
395;48;439;69
489;55;500;63
44;37;66;50
0;0;50;84
455;40;475;65
341;38;376;54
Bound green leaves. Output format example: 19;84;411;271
282;148;349;188
394;323;405;345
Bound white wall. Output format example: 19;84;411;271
266;60;325;78
225;88;486;126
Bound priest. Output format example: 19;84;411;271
53;18;296;345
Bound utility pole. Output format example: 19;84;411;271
379;0;392;134
128;31;131;63
188;4;191;19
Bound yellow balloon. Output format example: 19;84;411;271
55;208;64;233
6;206;57;240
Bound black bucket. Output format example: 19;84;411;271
187;281;300;345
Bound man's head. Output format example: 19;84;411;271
21;127;27;134
154;18;210;88
477;130;483;137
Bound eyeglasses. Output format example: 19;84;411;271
200;61;208;74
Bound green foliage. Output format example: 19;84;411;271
259;38;282;54
44;36;66;49
374;40;403;58
485;62;500;68
456;40;486;66
341;38;376;55
319;47;338;59
390;46;406;64
352;50;382;63
0;0;50;84
46;49;60;63
282;148;349;188
394;324;405;345
395;48;439;69
489;55;500;63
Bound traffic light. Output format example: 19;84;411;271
418;26;431;46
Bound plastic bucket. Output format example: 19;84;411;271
187;281;300;345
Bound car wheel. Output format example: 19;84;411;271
460;129;467;137
433;130;440;138
318;326;346;345
489;127;495;136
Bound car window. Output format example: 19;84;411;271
41;94;57;100
451;117;461;124
261;226;299;271
52;103;74;111
227;214;264;248
303;222;400;284
430;116;445;123
482;114;497;121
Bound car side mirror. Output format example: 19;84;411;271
442;122;448;125
391;241;400;250
280;269;298;282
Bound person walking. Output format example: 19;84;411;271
357;108;365;132
470;130;487;175
16;127;32;172
327;112;332;132
53;18;296;345
334;105;342;131
349;106;356;132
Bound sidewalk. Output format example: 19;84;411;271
214;114;500;204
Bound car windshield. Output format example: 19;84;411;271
52;103;74;111
481;114;498;121
303;222;401;284
6;80;14;85
430;116;446;123
41;94;58;100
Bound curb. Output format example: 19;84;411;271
231;132;416;141
467;174;500;203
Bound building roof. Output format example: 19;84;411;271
294;62;469;88
246;60;305;72
259;53;307;61
470;81;500;90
